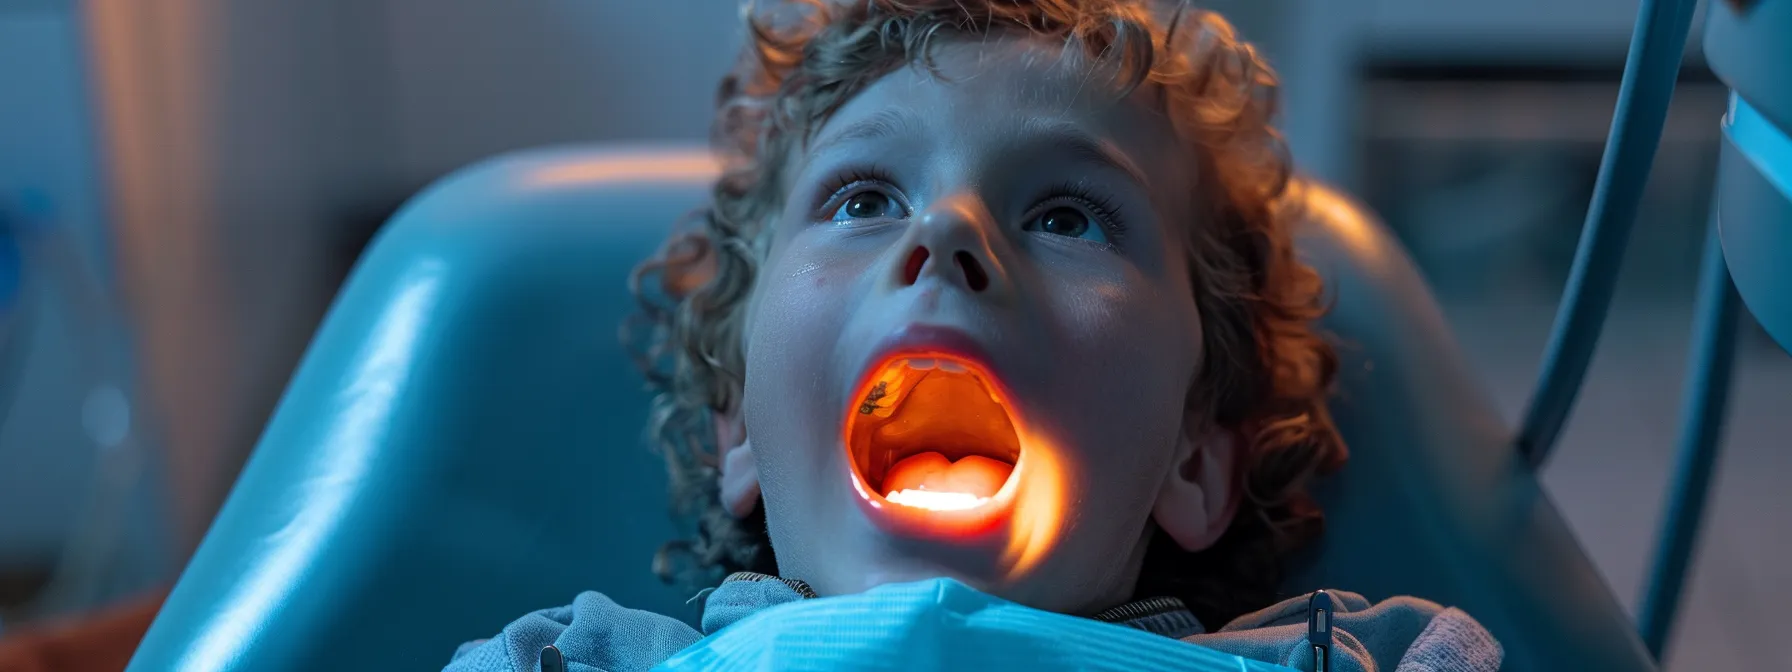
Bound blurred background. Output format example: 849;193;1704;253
0;0;1784;669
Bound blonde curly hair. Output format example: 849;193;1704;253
628;0;1346;627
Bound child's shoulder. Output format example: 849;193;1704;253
441;591;700;672
442;575;814;672
1192;590;1502;672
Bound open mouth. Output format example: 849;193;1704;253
845;354;1023;513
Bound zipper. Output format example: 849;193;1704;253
1307;590;1334;672
540;644;565;672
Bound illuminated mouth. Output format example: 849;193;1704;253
845;355;1022;514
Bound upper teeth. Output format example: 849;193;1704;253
900;357;967;373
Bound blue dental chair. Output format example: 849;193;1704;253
121;142;1655;672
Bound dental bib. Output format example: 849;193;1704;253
656;578;1296;671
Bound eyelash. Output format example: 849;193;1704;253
1032;181;1127;243
813;165;904;218
812;169;1129;243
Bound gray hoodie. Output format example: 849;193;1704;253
444;573;1501;672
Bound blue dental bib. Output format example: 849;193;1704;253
658;578;1296;671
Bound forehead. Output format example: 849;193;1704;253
805;35;1193;194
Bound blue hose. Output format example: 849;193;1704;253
1515;0;1702;468
1636;214;1741;659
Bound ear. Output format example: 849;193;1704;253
715;408;760;519
1152;418;1241;552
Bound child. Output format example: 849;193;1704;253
447;1;1501;670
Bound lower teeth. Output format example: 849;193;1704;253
882;451;1014;507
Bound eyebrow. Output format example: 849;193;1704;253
807;108;1151;189
1018;117;1152;189
808;107;925;157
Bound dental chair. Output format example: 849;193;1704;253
130;0;1785;668
121;141;1654;672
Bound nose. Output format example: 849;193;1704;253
893;193;1010;297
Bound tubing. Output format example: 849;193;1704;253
1636;217;1741;659
1515;0;1702;468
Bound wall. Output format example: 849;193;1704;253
83;0;404;556
335;0;1705;219
1275;0;1710;185
0;0;124;571
374;0;1310;187
381;0;743;187
1363;0;1706;58
77;0;741;556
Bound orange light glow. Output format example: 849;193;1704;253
520;150;718;188
884;453;1012;502
848;429;1068;577
885;489;989;511
843;351;1068;580
995;430;1067;577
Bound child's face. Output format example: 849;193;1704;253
734;35;1234;615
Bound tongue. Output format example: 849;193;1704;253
883;451;1014;500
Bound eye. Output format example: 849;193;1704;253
1024;206;1108;244
831;190;905;222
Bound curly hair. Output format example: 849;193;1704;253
627;0;1347;628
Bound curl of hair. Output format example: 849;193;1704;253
627;0;1346;627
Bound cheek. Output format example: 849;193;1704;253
741;240;869;463
747;239;864;369
1046;266;1196;396
1032;268;1196;491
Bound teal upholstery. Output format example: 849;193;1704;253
127;145;1655;671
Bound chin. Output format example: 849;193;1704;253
838;557;1098;616
849;560;989;594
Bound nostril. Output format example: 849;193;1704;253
903;246;930;286
954;251;989;292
